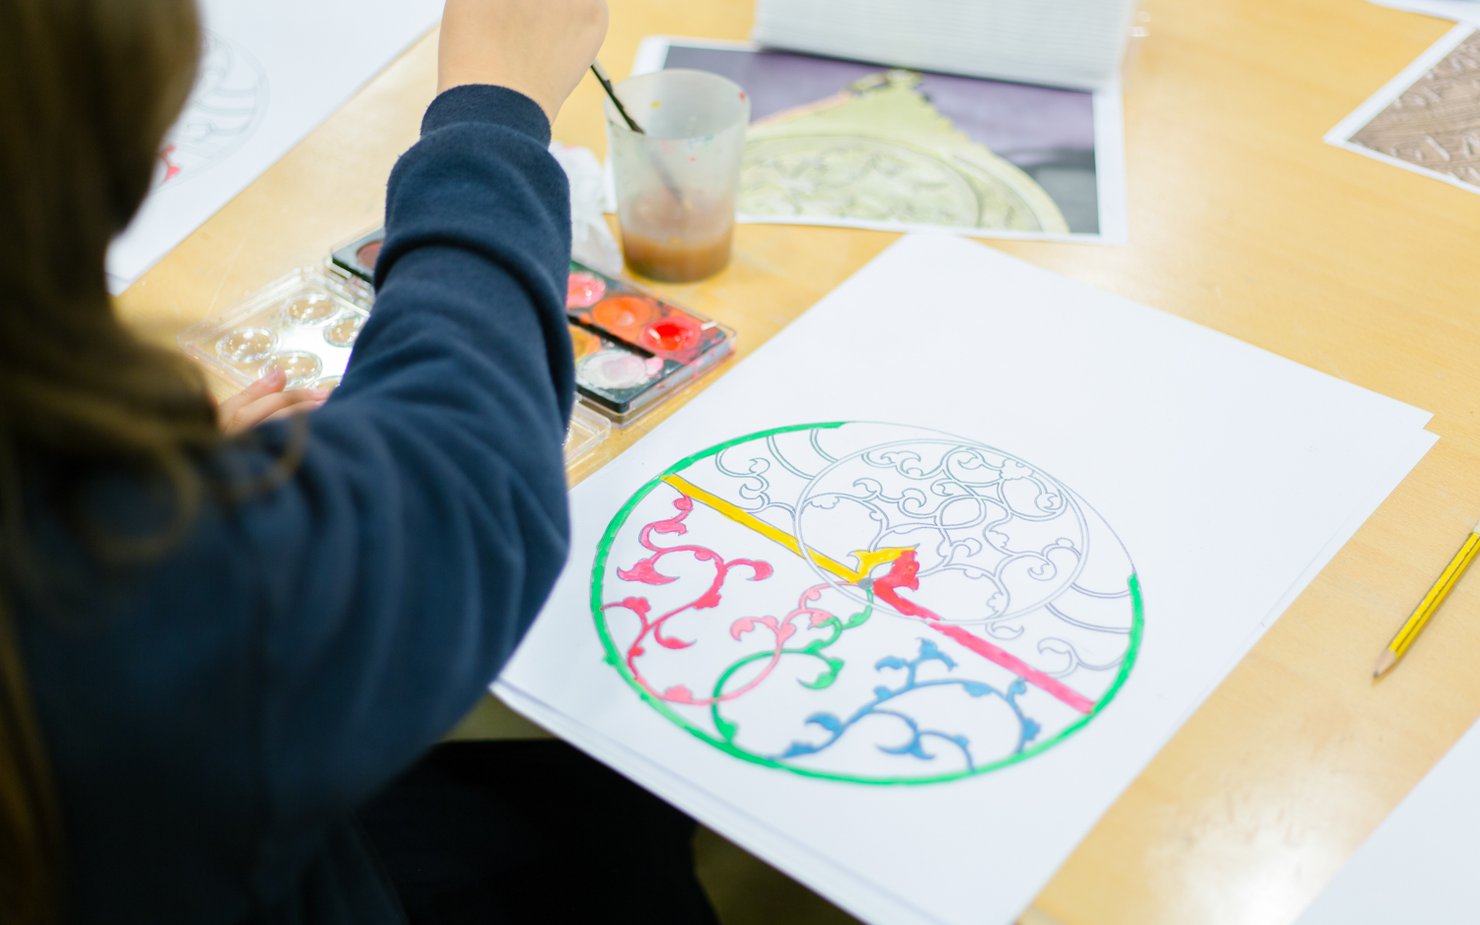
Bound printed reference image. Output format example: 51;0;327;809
645;40;1126;242
1330;27;1480;196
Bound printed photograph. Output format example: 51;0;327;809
646;40;1124;241
1329;26;1480;196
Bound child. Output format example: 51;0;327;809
0;1;715;922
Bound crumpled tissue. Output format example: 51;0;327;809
550;141;621;277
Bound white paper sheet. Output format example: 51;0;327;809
106;0;441;293
1295;715;1480;924
500;422;1437;924
1369;0;1480;26
1326;26;1480;197
497;234;1435;925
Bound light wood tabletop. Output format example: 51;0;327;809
117;0;1480;923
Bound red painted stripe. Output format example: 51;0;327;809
872;551;1096;715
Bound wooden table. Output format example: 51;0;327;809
118;0;1480;922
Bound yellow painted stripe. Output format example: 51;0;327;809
660;474;1101;712
660;474;864;582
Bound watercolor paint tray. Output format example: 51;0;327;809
178;267;371;392
330;227;384;286
566;260;734;425
329;226;736;426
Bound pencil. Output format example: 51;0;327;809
1373;518;1480;678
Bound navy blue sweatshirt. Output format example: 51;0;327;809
17;86;574;923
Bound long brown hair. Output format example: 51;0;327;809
0;2;217;921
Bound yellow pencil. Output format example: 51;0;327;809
1374;519;1480;678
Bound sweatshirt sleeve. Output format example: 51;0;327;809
228;85;576;822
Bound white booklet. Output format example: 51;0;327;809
1368;0;1480;26
751;0;1138;91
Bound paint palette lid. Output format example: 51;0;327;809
179;259;612;480
564;402;612;480
178;266;373;392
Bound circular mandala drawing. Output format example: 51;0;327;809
594;422;1142;785
154;32;268;188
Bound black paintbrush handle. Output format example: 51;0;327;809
591;62;644;134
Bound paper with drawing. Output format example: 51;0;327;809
107;0;441;292
496;235;1436;925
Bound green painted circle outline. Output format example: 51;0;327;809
592;422;1144;786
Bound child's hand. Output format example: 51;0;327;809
216;368;330;434
438;0;609;123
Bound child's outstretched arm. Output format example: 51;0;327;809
229;0;609;822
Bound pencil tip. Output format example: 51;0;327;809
1373;651;1396;679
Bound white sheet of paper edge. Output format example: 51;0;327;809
1295;715;1480;923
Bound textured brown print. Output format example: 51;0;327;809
1352;32;1480;189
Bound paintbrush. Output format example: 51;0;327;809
590;61;687;209
591;61;645;134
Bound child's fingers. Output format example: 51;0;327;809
263;399;329;423
221;386;331;433
216;368;288;426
